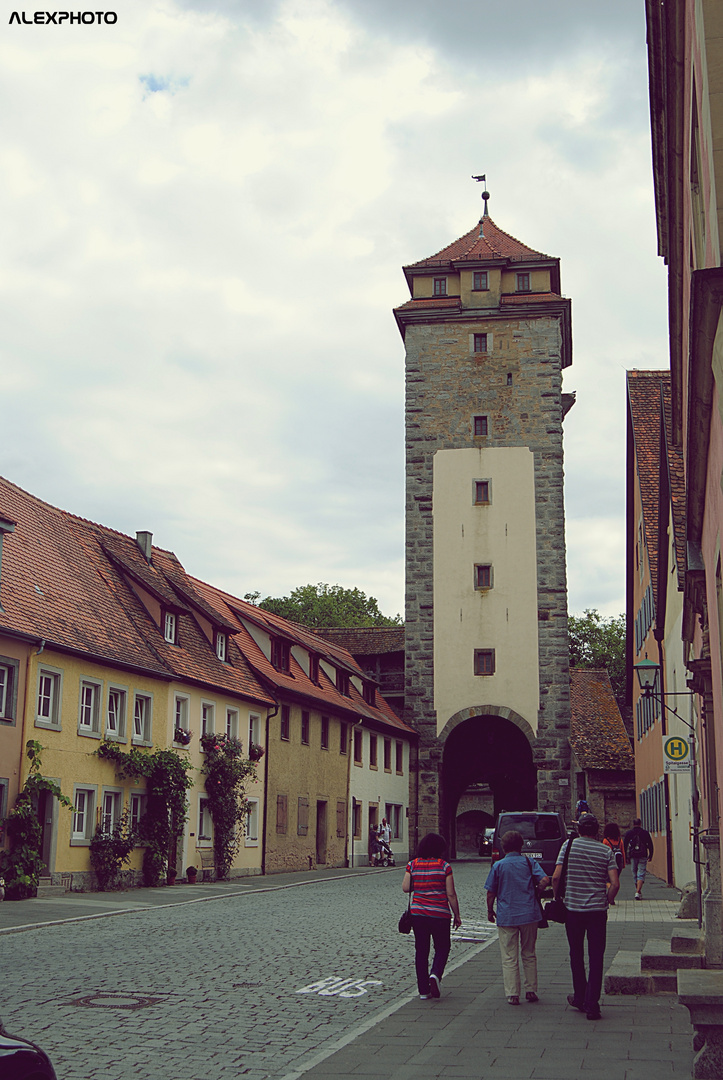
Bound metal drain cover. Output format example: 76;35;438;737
68;992;164;1010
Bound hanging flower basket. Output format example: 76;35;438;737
174;728;192;746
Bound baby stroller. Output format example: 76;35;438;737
377;836;395;866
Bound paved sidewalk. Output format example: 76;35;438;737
292;870;695;1080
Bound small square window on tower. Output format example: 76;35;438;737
516;272;530;292
474;479;491;504
506;372;513;385
473;333;488;353
473;415;488;437
433;277;447;296
475;564;493;589
474;649;496;676
473;271;488;291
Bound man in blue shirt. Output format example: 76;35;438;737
485;830;549;1005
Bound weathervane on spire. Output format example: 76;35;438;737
472;174;490;217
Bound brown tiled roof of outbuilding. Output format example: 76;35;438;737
570;668;634;771
405;218;550;269
316;626;405;655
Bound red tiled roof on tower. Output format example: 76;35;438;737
405;217;551;270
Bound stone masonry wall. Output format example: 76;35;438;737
404;311;572;848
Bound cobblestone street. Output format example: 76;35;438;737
1;864;495;1080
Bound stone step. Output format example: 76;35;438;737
642;939;704;972
671;925;704;955
36;877;68;899
604;950;653;995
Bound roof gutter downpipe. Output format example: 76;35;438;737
261;697;279;877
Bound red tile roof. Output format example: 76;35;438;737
661;380;686;591
0;476;269;705
570;668;634;771
393;297;461;313
501;292;564;305
188;579;415;736
627;371;669;596
405;217;551;270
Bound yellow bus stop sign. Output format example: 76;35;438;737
664;736;690;772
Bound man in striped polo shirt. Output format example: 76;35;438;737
552;812;619;1021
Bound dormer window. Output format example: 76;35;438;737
215;632;227;662
336;669;350;696
163;611;177;644
363;681;376;705
433;277;447;296
473;271;488;291
271;638;290;673
516;272;530;292
309;654;320;684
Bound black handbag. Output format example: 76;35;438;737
543;836;574;924
525;855;548;928
399;872;413;933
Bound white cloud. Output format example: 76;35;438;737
0;0;665;619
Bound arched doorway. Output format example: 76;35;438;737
441;714;536;857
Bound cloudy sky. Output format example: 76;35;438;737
0;0;667;620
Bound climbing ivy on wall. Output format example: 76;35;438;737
200;733;258;880
96;742;194;887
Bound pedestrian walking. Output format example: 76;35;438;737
369;825;382;867
624;817;654;900
552;812;619;1021
602;822;625;904
402;832;462;1000
485;830;549;1005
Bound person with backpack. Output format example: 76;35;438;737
624;818;654;900
602;823;625;904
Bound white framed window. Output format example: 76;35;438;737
133;693;152;744
106;687;127;739
226;707;239;740
198;797;213;843
36;667;62;728
249;713;260;747
0;777;8;823
130;792;146;833
163;611;177;644
215;632;227;662
72;786;96;844
201;701;215;738
174;695;189;731
245;798;259;846
78;678;102;737
0;657;19;721
101;789;122;835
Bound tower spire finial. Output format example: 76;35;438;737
472;174;490;235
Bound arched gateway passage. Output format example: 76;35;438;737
440;712;536;858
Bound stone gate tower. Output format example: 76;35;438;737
394;203;573;854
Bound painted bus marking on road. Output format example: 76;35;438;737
296;976;383;998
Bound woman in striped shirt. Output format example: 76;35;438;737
403;833;462;999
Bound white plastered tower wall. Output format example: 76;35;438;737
433;446;540;734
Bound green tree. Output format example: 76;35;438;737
258;582;401;628
568;608;626;705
